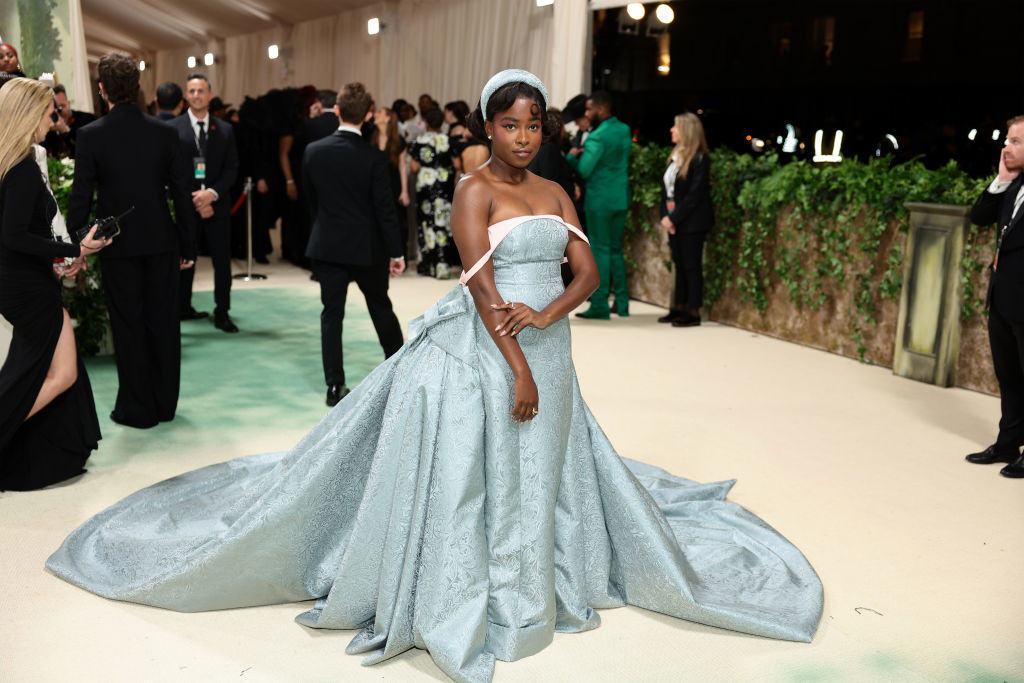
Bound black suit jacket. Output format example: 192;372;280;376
302;130;403;266
171;113;239;219
660;152;714;234
971;175;1024;321
528;140;575;198
67;104;195;260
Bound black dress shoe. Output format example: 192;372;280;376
671;311;701;327
1000;454;1024;478
326;384;350;407
214;315;239;333
180;308;209;321
109;411;157;429
965;444;1018;465
658;310;683;324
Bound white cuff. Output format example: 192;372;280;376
390;256;405;262
208;188;220;202
988;177;1012;194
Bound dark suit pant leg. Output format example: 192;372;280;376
143;254;182;421
585;210;612;315
103;258;158;426
988;302;1024;450
671;231;706;311
606;209;629;305
204;215;232;317
352;264;404;357
315;261;352;386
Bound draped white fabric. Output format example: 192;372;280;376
149;0;586;113
69;0;95;114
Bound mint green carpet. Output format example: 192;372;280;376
82;288;390;465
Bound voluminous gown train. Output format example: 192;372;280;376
47;216;823;682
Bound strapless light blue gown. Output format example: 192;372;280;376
47;216;823;683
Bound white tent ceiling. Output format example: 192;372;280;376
81;0;375;62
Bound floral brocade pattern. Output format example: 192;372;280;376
410;132;458;279
47;218;823;683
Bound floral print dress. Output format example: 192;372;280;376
410;131;458;279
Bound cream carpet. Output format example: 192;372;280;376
2;249;1022;683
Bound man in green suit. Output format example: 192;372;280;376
566;91;632;319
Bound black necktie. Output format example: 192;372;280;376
197;120;207;155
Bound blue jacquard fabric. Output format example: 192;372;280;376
47;217;822;683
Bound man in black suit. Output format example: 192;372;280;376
154;81;184;121
302;82;406;406
172;73;240;332
967;114;1024;479
67;53;196;429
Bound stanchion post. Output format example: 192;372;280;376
234;176;267;282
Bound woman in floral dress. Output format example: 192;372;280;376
409;107;458;278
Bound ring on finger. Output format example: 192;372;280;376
531;407;538;415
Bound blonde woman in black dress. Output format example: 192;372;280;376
0;78;111;489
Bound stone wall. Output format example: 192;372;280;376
624;204;997;396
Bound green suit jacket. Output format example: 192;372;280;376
566;116;632;211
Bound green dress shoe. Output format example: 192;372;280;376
575;308;610;320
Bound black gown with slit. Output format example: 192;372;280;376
0;156;100;491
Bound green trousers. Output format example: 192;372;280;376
585;209;629;315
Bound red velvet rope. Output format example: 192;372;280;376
230;191;247;216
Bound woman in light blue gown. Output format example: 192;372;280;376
47;71;823;683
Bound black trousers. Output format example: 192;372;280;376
314;259;404;386
180;214;232;317
988;298;1024;451
669;231;707;310
102;253;181;427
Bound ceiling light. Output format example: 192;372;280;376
187;55;197;68
204;52;214;66
268;44;279;60
626;3;645;20
368;17;380;35
536;0;554;6
655;3;674;23
139;60;146;72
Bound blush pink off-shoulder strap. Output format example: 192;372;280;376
459;214;589;285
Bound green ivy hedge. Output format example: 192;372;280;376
627;145;992;356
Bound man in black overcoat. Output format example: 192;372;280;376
302;82;406;406
967;114;1024;478
68;53;196;429
172;73;239;332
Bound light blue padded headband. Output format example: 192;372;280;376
480;68;549;120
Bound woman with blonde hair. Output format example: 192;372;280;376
0;77;111;490
659;111;714;326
